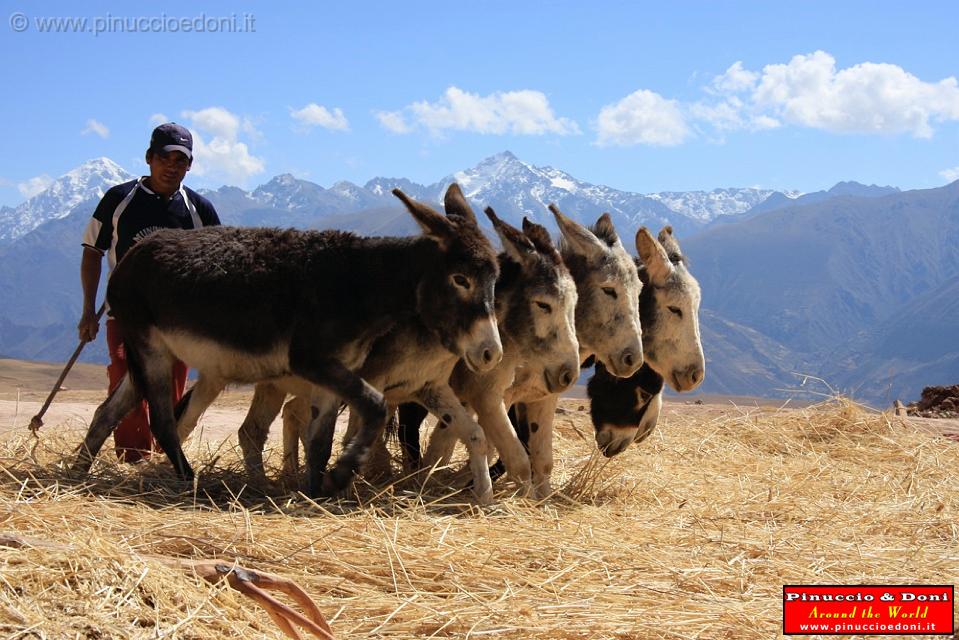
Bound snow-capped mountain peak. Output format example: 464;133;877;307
251;173;327;210
452;150;537;199
0;157;134;243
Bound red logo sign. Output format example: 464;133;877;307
783;585;954;635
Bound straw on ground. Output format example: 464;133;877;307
0;397;956;638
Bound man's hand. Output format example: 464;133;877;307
77;309;99;342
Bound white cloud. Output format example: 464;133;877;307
751;115;781;130
82;119;110;139
375;110;412;134
182;107;242;140
688;96;781;134
149;113;168;126
709;61;759;95
290;103;350;131
383;86;580;137
751;51;959;137
688;97;746;132
627;51;959;145
595;89;690;147
18;174;53;198
242;117;263;140
940;167;959;183
180;107;265;185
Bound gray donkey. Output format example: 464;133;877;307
74;186;502;498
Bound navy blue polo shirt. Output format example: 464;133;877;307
82;177;220;270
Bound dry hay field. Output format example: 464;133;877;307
0;366;957;638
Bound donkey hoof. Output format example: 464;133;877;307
70;456;94;475
474;488;495;507
512;481;533;499
533;482;553;501
319;465;355;497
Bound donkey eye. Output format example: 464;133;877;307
452;274;471;290
535;301;552;314
668;306;683;317
602;287;618;299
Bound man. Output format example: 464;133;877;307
78;123;221;463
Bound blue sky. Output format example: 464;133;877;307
1;1;958;206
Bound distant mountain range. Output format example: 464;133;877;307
681;181;959;402
1;152;956;406
189;151;790;238
0;152;789;247
722;180;900;222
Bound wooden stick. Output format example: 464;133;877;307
29;302;107;433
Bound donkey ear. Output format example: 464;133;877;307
549;204;607;258
394;188;454;247
636;227;673;282
443;183;478;225
657;225;683;263
522;217;561;264
593;213;621;248
485;207;535;265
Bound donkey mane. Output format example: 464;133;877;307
554;213;624;285
495;254;526;296
591;213;618;247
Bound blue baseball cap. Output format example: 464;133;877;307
150;123;193;159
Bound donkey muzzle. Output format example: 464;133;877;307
670;363;705;392
544;361;578;394
605;343;644;378
462;318;504;373
595;425;638;457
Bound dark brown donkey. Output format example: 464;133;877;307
73;187;502;497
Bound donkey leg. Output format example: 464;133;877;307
488;403;531;483
416;385;493;504
344;406;393;480
397;402;429;471
524;395;559;499
73;375;141;473
237;382;287;482
472;396;531;496
298;393;346;497
289;353;388;497
175;374;225;442
125;339;193;480
422;400;464;470
281;395;311;478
